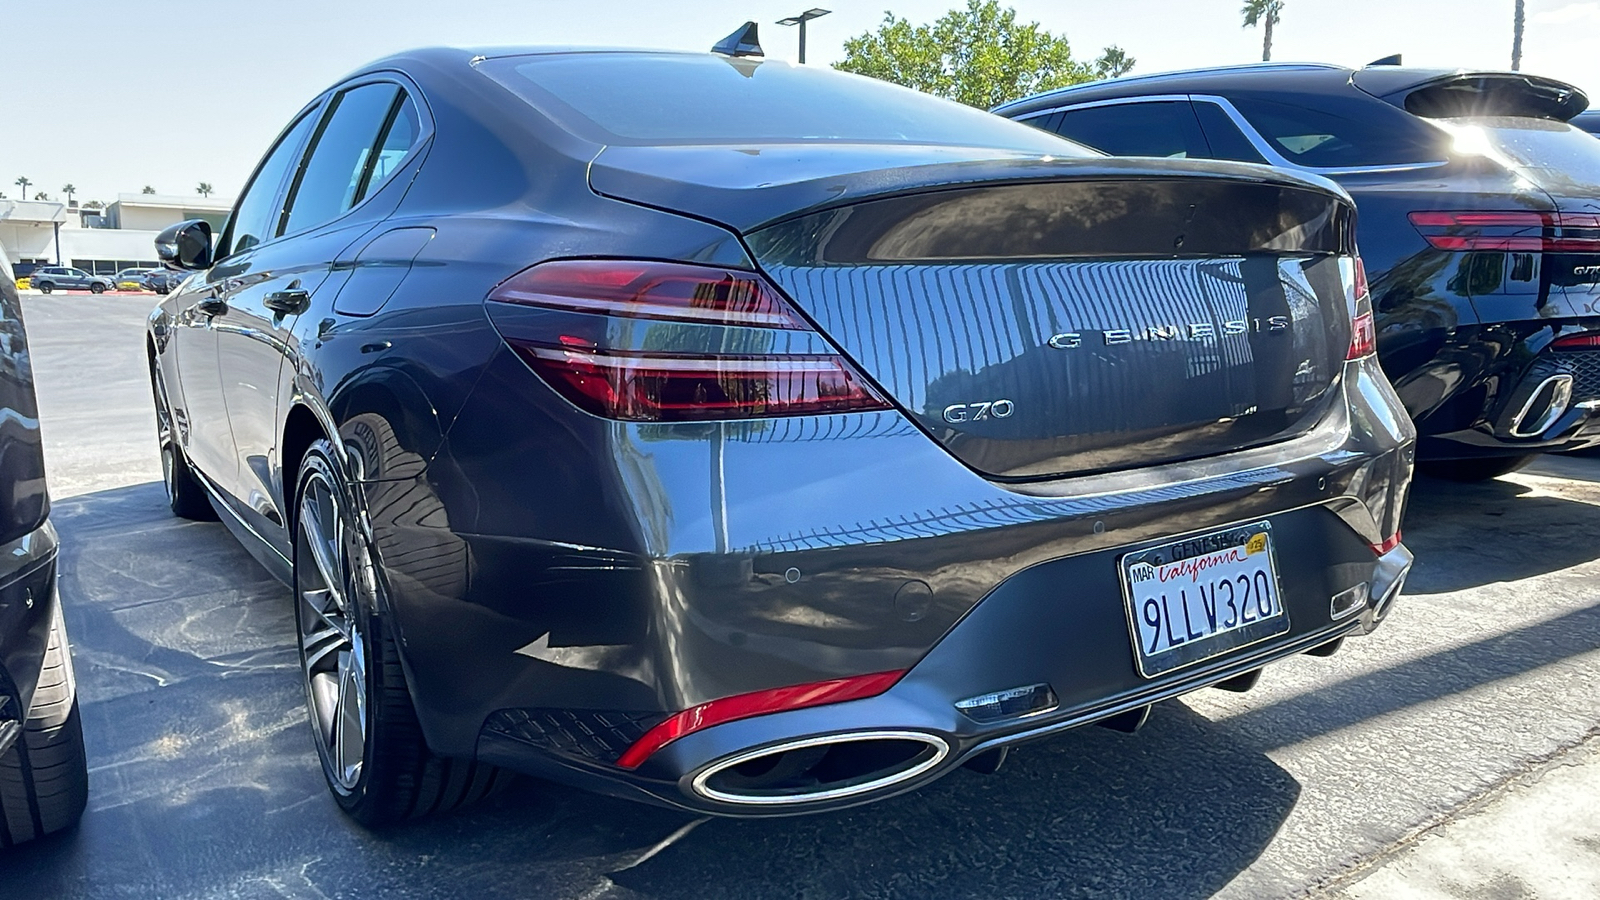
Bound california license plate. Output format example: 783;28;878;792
1120;522;1289;678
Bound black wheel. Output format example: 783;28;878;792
35;282;52;295
88;283;105;294
1418;455;1537;482
0;602;89;847
293;440;507;826
150;357;217;521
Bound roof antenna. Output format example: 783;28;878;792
713;22;764;57
1367;54;1403;67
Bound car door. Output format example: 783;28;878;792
174;105;323;491
212;81;416;550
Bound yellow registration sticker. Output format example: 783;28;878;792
1246;533;1268;555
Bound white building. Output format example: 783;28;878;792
0;193;233;277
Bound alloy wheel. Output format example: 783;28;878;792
295;465;370;793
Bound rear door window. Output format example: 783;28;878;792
1192;101;1269;164
223;107;323;257
1048;101;1211;159
1229;95;1446;168
280;83;401;236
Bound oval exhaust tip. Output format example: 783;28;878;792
690;731;949;806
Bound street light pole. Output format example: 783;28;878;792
776;8;830;64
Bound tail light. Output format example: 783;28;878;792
1552;331;1600;350
1346;256;1376;360
615;670;906;769
488;260;891;422
1408;210;1600;253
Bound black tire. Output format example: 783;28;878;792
293;440;507;827
0;602;89;847
150;356;217;521
88;283;105;295
1418;454;1537;482
35;283;52;295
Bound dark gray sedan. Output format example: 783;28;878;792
146;43;1415;826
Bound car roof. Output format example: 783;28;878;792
992;63;1356;116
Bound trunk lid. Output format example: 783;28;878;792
745;176;1359;480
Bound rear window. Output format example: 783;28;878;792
479;52;1088;153
1230;95;1446;168
1434;116;1600;176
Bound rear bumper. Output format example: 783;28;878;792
476;524;1413;817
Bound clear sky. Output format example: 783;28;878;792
10;0;1600;205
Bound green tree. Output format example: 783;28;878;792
61;183;76;205
1242;0;1284;62
835;0;1134;110
196;182;214;198
33;192;48;201
142;185;156;195
13;177;30;199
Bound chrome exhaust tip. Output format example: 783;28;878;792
689;731;949;806
1508;374;1574;438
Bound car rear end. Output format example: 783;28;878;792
1343;70;1600;459
394;52;1416;816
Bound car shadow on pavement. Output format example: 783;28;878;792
1402;472;1600;592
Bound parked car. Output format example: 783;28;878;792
0;255;89;846
148;43;1414;826
111;268;158;291
141;269;187;295
1573;110;1600;135
27;267;112;294
998;63;1600;481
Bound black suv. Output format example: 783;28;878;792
0;255;88;846
999;63;1600;480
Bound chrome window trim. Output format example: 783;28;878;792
1015;93;1450;176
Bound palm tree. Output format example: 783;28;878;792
61;183;77;206
1241;0;1284;62
1511;0;1525;71
33;192;48;202
196;182;214;198
13;176;30;200
141;185;156;195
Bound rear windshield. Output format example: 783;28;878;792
1230;95;1447;168
479;52;1090;153
1434;116;1600;176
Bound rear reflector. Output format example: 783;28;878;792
1552;332;1600;350
1408;210;1600;253
489;260;892;422
1370;532;1403;555
615;670;907;769
508;340;891;422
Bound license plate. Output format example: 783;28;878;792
1120;522;1289;678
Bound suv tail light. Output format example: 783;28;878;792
1346;256;1376;360
1408;210;1600;253
488;260;891;422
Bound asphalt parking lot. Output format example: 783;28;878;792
0;292;1597;899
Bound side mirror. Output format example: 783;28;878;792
155;219;213;271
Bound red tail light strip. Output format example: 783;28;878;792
1408;210;1600;253
1346;256;1376;360
1552;332;1600;350
489;259;809;330
508;340;891;422
615;670;908;770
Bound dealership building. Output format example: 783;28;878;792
0;193;232;277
